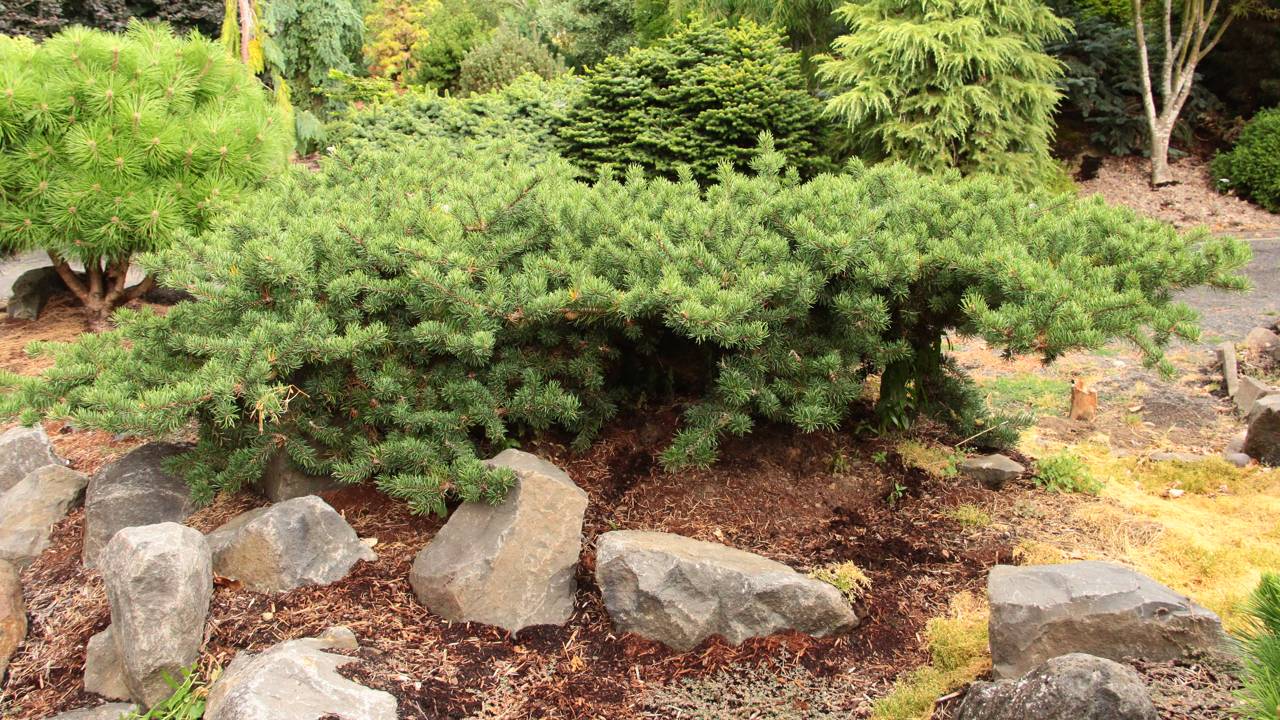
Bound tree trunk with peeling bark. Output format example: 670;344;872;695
1131;0;1255;187
49;253;155;330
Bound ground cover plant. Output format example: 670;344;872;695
0;132;1251;514
0;21;291;325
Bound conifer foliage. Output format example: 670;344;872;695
0;22;291;325
1;136;1248;513
819;0;1070;188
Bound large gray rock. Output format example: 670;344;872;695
1244;395;1280;466
595;530;860;651
988;561;1226;679
204;626;397;720
0;559;25;682
98;523;212;707
83;443;195;568
0;465;88;567
206;496;374;594
410;450;588;633
6;266;65;321
83;626;131;701
0;425;64;493
959;454;1025;490
45;704;139;720
1236;376;1275;417
957;653;1157;720
253;450;344;502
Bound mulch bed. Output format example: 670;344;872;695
3;414;1024;720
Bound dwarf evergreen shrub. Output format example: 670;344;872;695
457;27;565;96
0;135;1248;513
1237;573;1280;720
1213;108;1280;212
819;0;1069;188
559;17;830;183
0;22;291;325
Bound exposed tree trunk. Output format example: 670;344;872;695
237;0;254;65
1131;0;1245;187
48;252;152;331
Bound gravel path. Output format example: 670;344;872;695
1180;235;1280;345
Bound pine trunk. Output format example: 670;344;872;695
48;253;154;330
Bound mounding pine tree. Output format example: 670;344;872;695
818;0;1070;188
0;22;291;326
0;135;1249;513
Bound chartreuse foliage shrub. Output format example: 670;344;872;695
819;0;1070;189
363;0;438;82
0;135;1249;513
0;22;291;324
1213;108;1280;212
1236;573;1280;720
560;17;828;184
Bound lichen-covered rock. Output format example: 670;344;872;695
82;443;195;568
0;425;64;493
204;626;397;720
206;496;374;594
957;653;1157;720
1244;395;1280;467
253;450;343;502
98;523;212;707
0;465;88;567
959;454;1025;490
0;560;25;682
44;703;139;720
595;530;860;651
410;450;587;633
83;626;131;701
988;561;1226;678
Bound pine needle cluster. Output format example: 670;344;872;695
818;0;1071;188
0;134;1249;513
0;21;291;323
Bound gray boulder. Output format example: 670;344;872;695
0;425;64;493
206;496;374;594
959;454;1025;490
83;626;131;701
957;653;1157;720
6;266;65;321
253;450;344;502
1244;395;1280;466
82;443;195;568
988;561;1226;679
98;523;212;707
1236;376;1275;417
595;530;860;651
0;465;89;567
45;704;139;720
204;626;397;720
410;450;588;633
0;560;25;681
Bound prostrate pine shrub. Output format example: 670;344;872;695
0;135;1249;513
0;22;291;326
819;0;1070;188
559;17;830;183
1213;108;1280;212
1236;573;1280;720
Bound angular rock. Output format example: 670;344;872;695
45;704;139;720
204;626;397;720
595;530;860;651
0;560;25;682
1244;395;1280;467
206;496;374;594
99;523;212;707
1244;326;1280;362
1217;341;1239;397
82;443;195;568
0;425;64;493
957;653;1157;720
253;450;344;502
1149;451;1203;463
84;626;131;701
959;454;1025;490
0;465;89;567
988;561;1226;678
410;450;588;633
1236;375;1275;417
7;266;66;321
